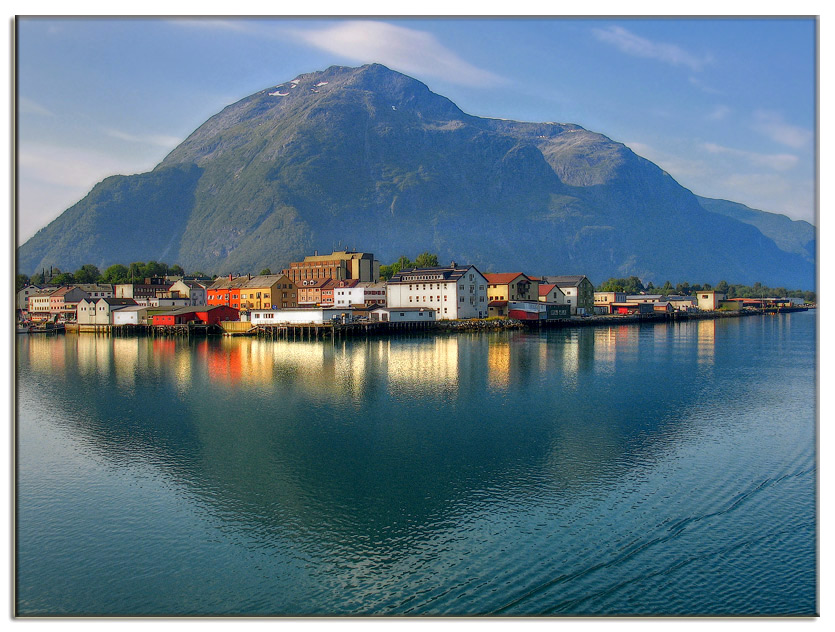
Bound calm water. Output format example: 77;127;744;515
15;313;817;616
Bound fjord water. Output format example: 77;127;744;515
16;313;817;616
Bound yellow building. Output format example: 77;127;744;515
484;273;539;302
238;274;298;311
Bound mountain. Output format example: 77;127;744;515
696;196;816;265
17;63;816;289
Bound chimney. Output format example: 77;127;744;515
229;273;232;281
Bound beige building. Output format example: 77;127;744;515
697;290;727;311
77;297;138;325
282;250;380;284
484;273;540;302
238;274;298;311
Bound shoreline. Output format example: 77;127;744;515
52;307;812;340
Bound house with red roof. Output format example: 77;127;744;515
485;273;539;318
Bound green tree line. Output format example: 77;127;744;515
379;252;439;280
595;276;816;303
17;261;192;291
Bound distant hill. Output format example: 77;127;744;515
696;196;816;265
17;63;816;289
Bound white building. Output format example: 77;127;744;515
17;285;46;311
371;307;436;322
27;290;55;319
112;305;151;325
385;265;488;320
77;297;138;325
249;308;355;325
334;281;387;308
168;279;208;305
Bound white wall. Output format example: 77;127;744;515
250;308;353;324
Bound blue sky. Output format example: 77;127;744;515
15;16;818;241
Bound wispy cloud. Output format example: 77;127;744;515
623;141;712;179
707;105;732;121
291;21;507;88
752;110;812;149
169;18;250;33
702;142;798;171
104;128;182;149
18;97;54;117
17;142;159;241
688;75;721;94
593;26;712;72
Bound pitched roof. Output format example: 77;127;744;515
389;265;479;284
484;272;529;284
538;283;557;296
295;277;333;289
101;297;138;306
541;275;589;287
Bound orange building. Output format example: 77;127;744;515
208;274;298;311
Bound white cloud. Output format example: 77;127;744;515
702;142;799;171
623;141;712;179
291;21;506;88
104;128;182;149
169;18;250;33
592;25;712;72
16;143;157;242
752;110;813;149
622;140;813;223
18;97;54;117
707;105;731;121
688;76;721;94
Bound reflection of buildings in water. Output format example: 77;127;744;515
487;338;511;391
205;339;285;389
23;335;66;374
385;336;460;393
558;331;581;389
75;335;112;379
332;341;369;401
112;338;141;395
697;319;716;365
593;327;621;373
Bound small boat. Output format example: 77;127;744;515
16;324;31;334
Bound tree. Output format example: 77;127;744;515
16;274;29;292
675;281;691;295
128;262;145;282
169;264;185;277
597;276;644;294
49;272;75;286
260;268;272;276
597;278;625;292
74;264;101;284
715;280;729;294
414;252;439;268
142;260;167;279
660;281;674;295
103;264;130;284
30;272;44;285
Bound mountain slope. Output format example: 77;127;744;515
696;196;816;264
17;64;816;289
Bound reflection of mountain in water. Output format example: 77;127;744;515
19;324;720;552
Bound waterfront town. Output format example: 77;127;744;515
16;249;810;335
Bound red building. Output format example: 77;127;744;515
207;276;246;309
152;305;239;326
